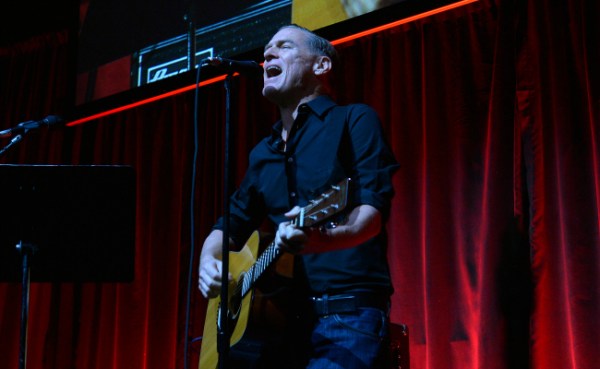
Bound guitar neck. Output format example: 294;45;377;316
240;241;281;297
238;178;349;298
239;215;303;297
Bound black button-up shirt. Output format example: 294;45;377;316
215;95;399;295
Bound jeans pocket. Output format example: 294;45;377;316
331;308;388;340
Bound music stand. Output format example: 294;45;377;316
0;164;136;369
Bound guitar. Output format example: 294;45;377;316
199;178;350;369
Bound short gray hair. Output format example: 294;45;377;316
278;24;339;70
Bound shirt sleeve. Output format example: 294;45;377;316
342;104;399;218
212;162;267;247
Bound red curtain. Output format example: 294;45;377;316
0;0;598;368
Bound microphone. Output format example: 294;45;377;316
0;115;64;138
201;57;263;76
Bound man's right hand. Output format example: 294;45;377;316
198;256;232;299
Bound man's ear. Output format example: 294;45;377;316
313;55;332;76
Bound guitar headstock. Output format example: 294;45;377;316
298;178;350;228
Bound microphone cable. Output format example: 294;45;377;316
183;59;203;369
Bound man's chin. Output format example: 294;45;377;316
262;86;280;102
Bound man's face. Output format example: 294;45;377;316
262;27;317;104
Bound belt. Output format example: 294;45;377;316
309;291;389;316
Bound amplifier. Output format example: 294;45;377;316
132;0;292;87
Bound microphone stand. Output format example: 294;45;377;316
182;11;196;369
1;131;33;369
217;72;234;369
0;134;23;157
16;241;37;369
193;60;259;368
185;14;196;72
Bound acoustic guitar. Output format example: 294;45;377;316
199;178;350;369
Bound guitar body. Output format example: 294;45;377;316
199;231;260;369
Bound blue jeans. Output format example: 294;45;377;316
306;307;390;369
244;305;390;369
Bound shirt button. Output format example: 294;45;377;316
287;157;294;163
290;192;297;198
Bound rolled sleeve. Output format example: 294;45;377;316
345;105;399;217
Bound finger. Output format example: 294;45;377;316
284;206;301;218
199;268;220;287
214;263;234;283
275;224;290;251
198;260;224;298
198;279;211;298
198;273;215;297
199;272;223;299
274;226;284;249
275;223;305;254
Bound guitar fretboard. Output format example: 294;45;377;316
239;242;282;297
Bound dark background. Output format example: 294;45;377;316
0;0;78;47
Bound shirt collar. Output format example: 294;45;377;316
300;95;337;119
269;95;338;147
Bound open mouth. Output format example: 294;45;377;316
265;65;282;78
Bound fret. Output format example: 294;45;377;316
241;243;282;297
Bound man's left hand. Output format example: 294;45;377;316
275;206;310;254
